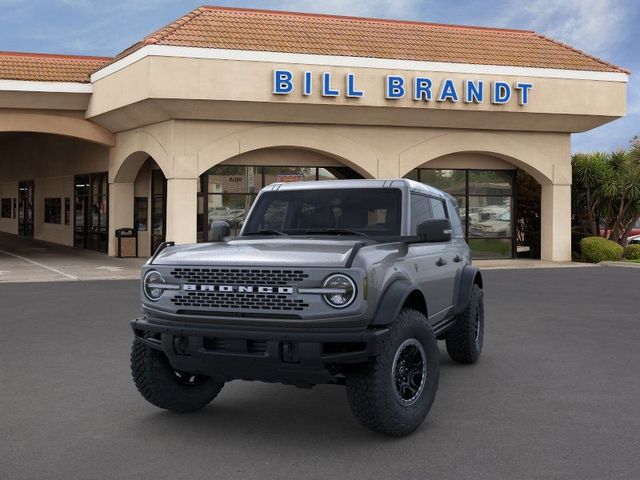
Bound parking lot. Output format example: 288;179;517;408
1;267;639;480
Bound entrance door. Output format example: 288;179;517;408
150;169;167;253
18;180;35;237
74;173;108;253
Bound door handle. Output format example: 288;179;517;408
436;258;447;267
453;255;462;263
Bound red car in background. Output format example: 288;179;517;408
600;219;640;243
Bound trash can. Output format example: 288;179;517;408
115;228;138;258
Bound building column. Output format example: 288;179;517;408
540;183;572;262
166;177;198;245
108;182;134;256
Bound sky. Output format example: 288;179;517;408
0;0;637;153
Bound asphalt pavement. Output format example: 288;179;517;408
1;267;639;480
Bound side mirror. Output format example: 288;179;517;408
210;221;231;242
416;218;452;243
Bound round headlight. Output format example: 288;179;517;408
143;270;165;301
322;274;356;308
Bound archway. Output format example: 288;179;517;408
108;149;170;257
197;126;378;180
0;112;115;147
399;131;553;187
197;146;365;240
402;147;547;260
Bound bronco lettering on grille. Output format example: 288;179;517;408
182;284;294;294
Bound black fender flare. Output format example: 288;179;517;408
370;279;422;326
454;265;483;315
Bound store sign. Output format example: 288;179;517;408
276;174;305;183
272;70;533;106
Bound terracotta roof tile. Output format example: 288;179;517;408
0;52;111;83
113;6;628;74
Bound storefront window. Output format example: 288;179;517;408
198;165;361;239
134;197;148;231
1;198;10;218
418;169;466;195
405;168;515;259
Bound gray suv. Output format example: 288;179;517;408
131;179;484;436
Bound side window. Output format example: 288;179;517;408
429;198;448;220
410;194;432;234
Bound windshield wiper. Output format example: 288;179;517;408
306;228;370;237
244;229;288;236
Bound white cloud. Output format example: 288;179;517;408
500;0;626;55
275;0;426;19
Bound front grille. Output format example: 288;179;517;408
170;291;309;311
170;268;309;286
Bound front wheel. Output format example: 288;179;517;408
131;339;225;413
345;309;439;437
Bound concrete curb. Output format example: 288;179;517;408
599;261;640;269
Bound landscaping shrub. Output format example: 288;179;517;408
580;237;623;263
623;244;640;260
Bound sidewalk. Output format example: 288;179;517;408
0;232;146;283
473;258;596;270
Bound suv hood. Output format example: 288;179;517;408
151;238;365;268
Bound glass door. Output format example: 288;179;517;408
74;175;89;248
18;180;35;237
74;173;108;253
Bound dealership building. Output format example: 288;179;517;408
0;6;629;260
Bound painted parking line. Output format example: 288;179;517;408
0;249;79;280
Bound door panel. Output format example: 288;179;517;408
408;242;457;324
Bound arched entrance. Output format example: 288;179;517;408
399;132;570;262
197;147;364;240
109;149;169;257
404;154;541;259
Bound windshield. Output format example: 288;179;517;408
242;188;402;237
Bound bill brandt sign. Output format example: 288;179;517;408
272;70;533;106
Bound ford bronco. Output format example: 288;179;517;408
130;179;484;436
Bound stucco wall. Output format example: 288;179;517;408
34;176;74;246
87;56;627;134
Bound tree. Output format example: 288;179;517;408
572;139;640;246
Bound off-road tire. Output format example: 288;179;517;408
445;283;484;364
345;309;439;437
131;339;224;413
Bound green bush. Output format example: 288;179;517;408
580;237;623;263
623;244;640;260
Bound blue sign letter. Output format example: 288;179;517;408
465;80;483;103
346;73;364;97
492;81;511;104
515;82;533;105
413;77;433;101
303;71;312;96
273;70;293;95
438;79;459;102
322;72;340;97
386;75;405;99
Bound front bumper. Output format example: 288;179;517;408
131;316;389;386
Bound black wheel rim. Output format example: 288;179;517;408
474;302;483;349
391;338;427;406
173;370;208;386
